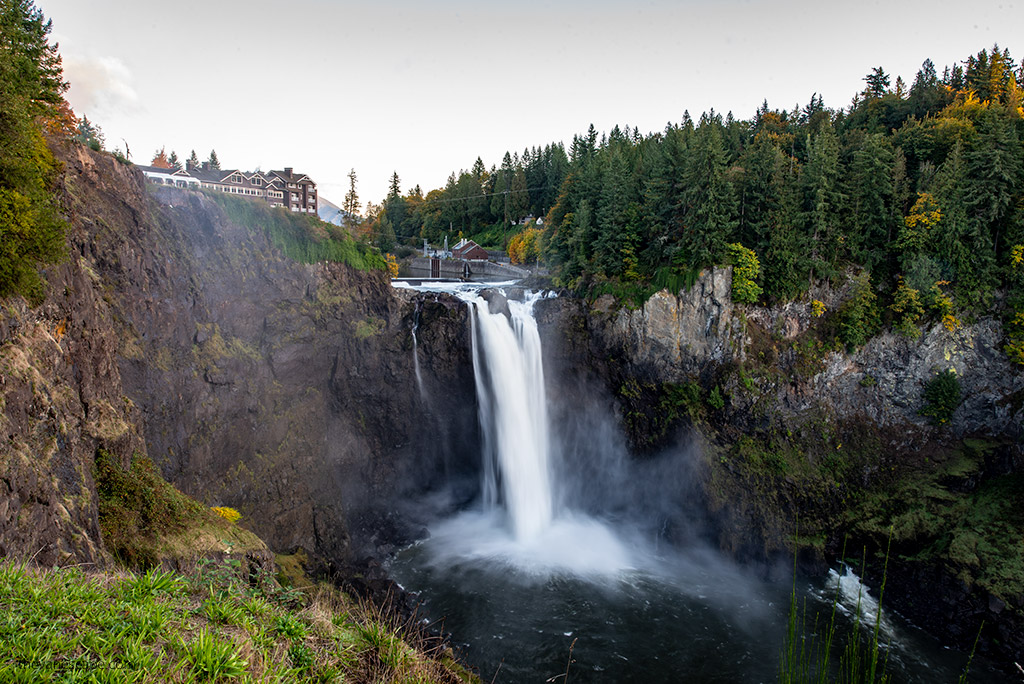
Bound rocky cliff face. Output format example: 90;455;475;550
582;266;1021;441
0;144;147;567
1;143;481;577
535;267;1023;668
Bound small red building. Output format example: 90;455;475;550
452;239;489;260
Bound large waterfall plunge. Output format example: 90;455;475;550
416;287;635;575
469;291;553;541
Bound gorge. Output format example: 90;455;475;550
2;143;1022;680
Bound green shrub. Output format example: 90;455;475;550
920;369;961;426
94;450;204;568
890;279;925;339
839;271;881;351
182;630;247;681
727;242;763;304
652;263;700;295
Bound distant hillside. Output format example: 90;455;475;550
317;194;349;226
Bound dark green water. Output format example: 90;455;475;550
391;520;994;683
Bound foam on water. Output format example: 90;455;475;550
419;509;637;578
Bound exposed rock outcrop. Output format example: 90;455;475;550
2;143;481;577
576;266;1021;441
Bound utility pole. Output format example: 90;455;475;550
504;185;510;229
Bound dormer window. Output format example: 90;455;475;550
231;174;242;183
252;178;262;186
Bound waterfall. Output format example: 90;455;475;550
463;291;553;542
411;301;426;400
395;281;635;575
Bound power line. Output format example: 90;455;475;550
408;184;560;207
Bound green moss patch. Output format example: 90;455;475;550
846;443;1024;603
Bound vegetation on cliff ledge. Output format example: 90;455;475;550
73;447;474;683
207;192;387;273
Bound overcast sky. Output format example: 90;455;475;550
38;0;1022;206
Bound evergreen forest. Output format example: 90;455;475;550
368;48;1024;362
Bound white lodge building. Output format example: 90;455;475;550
139;162;318;214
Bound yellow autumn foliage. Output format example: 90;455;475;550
385;253;399;278
211;506;241;524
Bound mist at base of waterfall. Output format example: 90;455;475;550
392;523;785;684
411;509;637;578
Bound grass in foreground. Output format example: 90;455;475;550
0;557;476;683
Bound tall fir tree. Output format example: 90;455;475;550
801;121;845;281
343;168;360;218
0;0;68;300
846;133;896;273
675;115;737;269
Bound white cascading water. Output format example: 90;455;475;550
393;281;635;575
437;287;633;575
411;306;426;401
465;291;553;541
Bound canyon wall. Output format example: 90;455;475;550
1;143;481;577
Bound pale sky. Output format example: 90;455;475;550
38;0;1022;207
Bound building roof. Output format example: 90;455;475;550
270;169;314;185
138;165;192;177
187;166;236;183
148;162;315;189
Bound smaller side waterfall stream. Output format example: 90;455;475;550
411;301;426;401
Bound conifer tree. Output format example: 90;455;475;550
343;168;360;219
0;0;69;300
965;107;1021;257
75;116;104;151
675;115;737;269
934;141;989;305
593;147;633;276
801;122;845;281
847;133;896;273
151;148;171;168
738;136;786;255
863;67;891;99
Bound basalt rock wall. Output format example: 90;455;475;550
1;143;481;575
